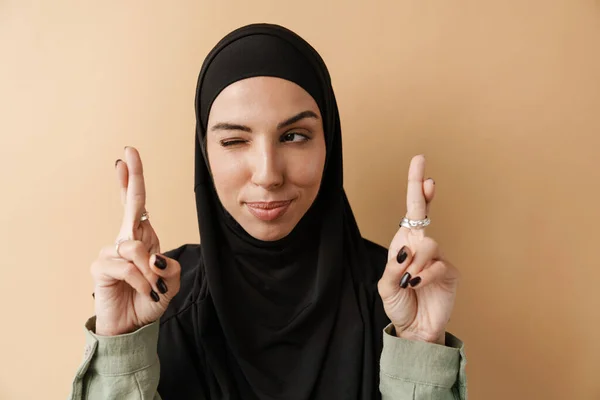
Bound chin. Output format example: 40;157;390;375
245;221;295;242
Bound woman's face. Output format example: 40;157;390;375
206;77;326;241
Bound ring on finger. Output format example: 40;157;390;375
400;216;430;230
140;211;149;222
115;237;131;258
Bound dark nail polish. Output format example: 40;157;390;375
400;272;412;289
150;290;160;302
154;255;167;270
396;246;408;264
115;159;122;167
409;276;422;287
157;278;168;294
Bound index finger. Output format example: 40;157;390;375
123;146;146;227
405;155;427;221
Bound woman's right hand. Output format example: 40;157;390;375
90;147;181;336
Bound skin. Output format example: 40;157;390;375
91;78;459;345
377;155;460;345
206;77;327;241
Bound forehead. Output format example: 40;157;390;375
208;77;321;123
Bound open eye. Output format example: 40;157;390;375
280;132;309;143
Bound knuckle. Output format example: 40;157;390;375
376;279;384;294
145;272;158;283
423;236;438;248
131;193;145;204
434;260;450;275
150;239;161;254
99;245;112;258
406;264;421;274
407;200;425;213
140;261;156;279
168;264;182;280
89;259;101;275
140;264;154;277
131;240;146;254
170;282;181;295
119;229;134;241
122;263;138;278
171;260;181;273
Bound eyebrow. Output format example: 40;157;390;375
210;110;319;132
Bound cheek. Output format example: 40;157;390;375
208;150;248;202
289;148;326;189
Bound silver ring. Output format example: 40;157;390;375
140;211;149;222
400;216;430;230
115;237;130;257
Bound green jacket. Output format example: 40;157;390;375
69;317;467;399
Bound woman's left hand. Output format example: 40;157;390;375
377;155;460;345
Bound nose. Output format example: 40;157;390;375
250;141;284;190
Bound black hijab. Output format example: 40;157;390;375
158;23;389;400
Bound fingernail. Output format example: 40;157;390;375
156;278;168;294
428;177;435;185
154;255;167;270
92;292;95;299
409;276;422;287
396;246;408;264
400;272;412;289
124;146;129;150
150;290;160;302
115;159;122;168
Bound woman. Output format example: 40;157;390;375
70;23;467;399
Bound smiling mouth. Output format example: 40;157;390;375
245;200;293;221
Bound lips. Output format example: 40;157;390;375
245;200;293;221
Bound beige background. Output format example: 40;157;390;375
1;1;599;399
